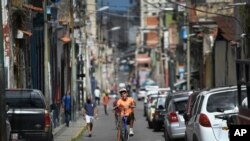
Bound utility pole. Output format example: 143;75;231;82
0;1;7;140
184;11;191;90
43;0;51;106
70;0;77;120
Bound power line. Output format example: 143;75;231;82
102;12;140;18
167;0;245;33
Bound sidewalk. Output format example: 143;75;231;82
53;117;87;141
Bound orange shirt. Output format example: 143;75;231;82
117;97;134;117
103;96;110;105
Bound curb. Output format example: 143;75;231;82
53;124;66;136
70;124;88;141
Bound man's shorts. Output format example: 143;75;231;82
85;115;94;123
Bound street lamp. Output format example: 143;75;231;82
97;6;109;12
109;26;121;31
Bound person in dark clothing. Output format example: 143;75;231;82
83;96;98;137
62;92;71;127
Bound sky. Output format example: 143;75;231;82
97;0;132;11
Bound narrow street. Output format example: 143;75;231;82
79;99;165;141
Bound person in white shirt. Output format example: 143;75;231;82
94;86;101;105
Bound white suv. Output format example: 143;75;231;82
185;86;245;141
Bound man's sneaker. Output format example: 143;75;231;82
129;128;134;136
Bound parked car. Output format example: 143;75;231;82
144;90;159;116
185;86;245;141
144;88;170;117
138;85;159;101
146;94;159;127
137;87;146;101
152;96;166;131
164;92;190;141
6;89;54;141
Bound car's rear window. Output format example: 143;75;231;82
174;100;187;114
157;97;166;108
5;91;45;108
207;91;237;112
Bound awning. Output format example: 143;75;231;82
136;53;151;65
174;80;186;87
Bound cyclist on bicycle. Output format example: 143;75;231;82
115;88;135;141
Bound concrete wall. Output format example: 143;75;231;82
214;40;237;87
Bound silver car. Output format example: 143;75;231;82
164;93;190;140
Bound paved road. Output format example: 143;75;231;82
79;99;166;141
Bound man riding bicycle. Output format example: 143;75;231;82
115;88;136;141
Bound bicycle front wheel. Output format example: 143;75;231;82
120;120;129;141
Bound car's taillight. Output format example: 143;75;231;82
169;112;178;123
199;113;211;127
44;110;51;130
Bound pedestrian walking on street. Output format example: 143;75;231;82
83;96;98;137
62;91;71;127
102;92;110;115
94;86;101;105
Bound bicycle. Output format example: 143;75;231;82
120;116;129;141
113;106;130;141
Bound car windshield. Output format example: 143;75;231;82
5;91;45;109
207;91;238;113
174;100;187;114
156;97;166;108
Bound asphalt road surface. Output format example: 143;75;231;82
79;99;166;141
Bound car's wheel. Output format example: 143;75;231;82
153;122;160;131
165;131;172;141
193;135;198;141
163;129;167;141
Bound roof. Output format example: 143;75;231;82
200;86;245;95
213;16;236;41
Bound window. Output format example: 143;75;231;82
207;91;238;113
156;97;166;108
174;100;188;114
5;90;45;109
